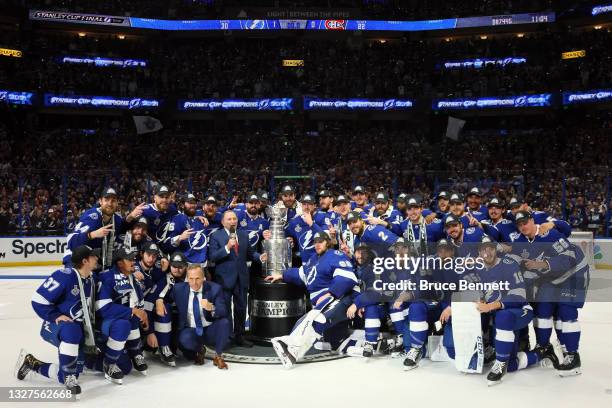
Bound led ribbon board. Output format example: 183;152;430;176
44;94;160;109
303;98;413;110
179;98;294;111
433;94;552;110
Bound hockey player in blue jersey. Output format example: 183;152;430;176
281;194;324;264
466;187;489;221
142;251;188;367
274;185;301;220
17;245;101;396
347;210;399;251
237;193;270;250
366;192;403;230
447;192;484;229
96;247;149;383
141;185;178;250
511;211;589;376
392;195;445;256
168;193;209;265
475;236;542;386
116;216;151;253
350;185;373;213
330;194;356;256
266;232;359;368
199;195;224;237
314;189;337;228
444;214;486;258
64;187;144;269
505;198;572;238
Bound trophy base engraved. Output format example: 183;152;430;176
248;277;308;344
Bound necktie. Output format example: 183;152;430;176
192;291;203;336
233;232;239;256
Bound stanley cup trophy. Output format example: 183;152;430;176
249;206;307;343
262;206;292;276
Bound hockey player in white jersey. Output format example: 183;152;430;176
266;232;359;368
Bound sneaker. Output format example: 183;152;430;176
557;351;581;377
63;374;81;397
487;360;508;386
403;347;423;371
159;346;176;367
103;361;124;385
15;349;42;381
131;354;148;375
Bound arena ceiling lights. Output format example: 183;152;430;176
29;10;555;32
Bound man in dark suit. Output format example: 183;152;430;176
209;210;266;347
173;264;230;369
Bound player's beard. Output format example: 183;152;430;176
247;206;258;216
185;207;196;217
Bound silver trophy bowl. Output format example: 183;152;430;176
263;206;292;276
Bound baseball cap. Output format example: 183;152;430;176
102;187;118;198
436;238;453;249
113;247;137;263
396;193;408;203
487;198;504;208
71;245;101;266
318;189;333;198
155;185;170;196
169;252;188;268
480;235;496;246
134;216;148;227
449;193;464;204
259;192;270;202
508;197;522;209
247;193;260;203
204;195;217;205
301;194;315;204
352;185;365;194
406;195;421;208
313;231;331;242
514;210;533;225
437;191;449;200
184;193;197;203
444;214;462;227
347;211;362;224
142;241;160;255
336;194;350;204
467;187;482;197
374;192;389;203
281;185;295;195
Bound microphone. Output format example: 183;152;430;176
229;226;239;255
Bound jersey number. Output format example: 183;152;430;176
42;277;60;292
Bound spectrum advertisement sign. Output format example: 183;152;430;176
433;94;552;110
44;94;160;109
179;98;293;111
304;98;414;111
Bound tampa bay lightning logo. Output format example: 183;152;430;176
306;266;317;285
299;230;314;251
189;230;208;250
248;230;260;248
245;20;265;29
156;221;172;242
129;98;142;109
514;96;527;107
69;303;84;321
259;99;270;110
383;99;395;110
205;227;219;238
0;91;6;101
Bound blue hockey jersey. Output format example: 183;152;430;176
141;203;178;247
32;268;95;323
63;207;125;266
478;255;528;309
353;224;399;249
169;213;209;264
237;211;270;249
283;249;358;303
96;267;144;321
285;216;324;263
314;209;337;229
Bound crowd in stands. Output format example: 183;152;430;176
1;110;610;236
1;28;610;100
